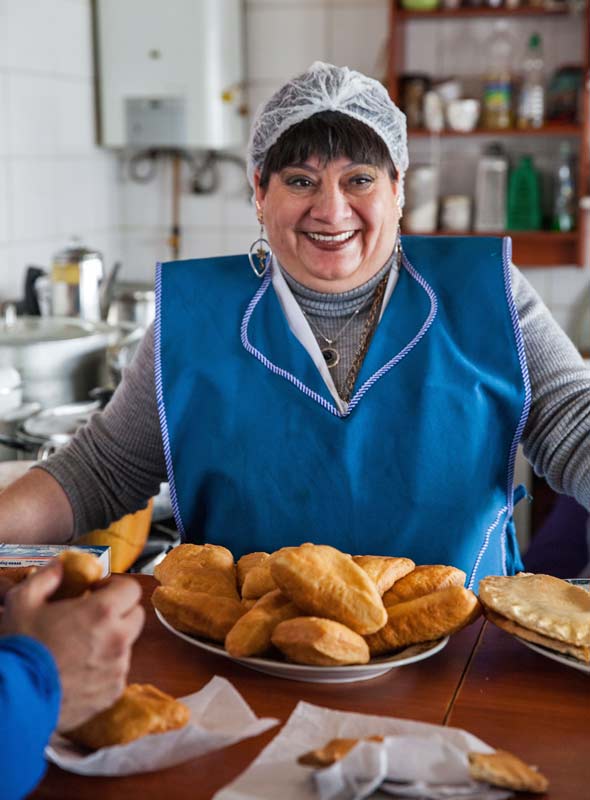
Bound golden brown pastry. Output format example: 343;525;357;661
382;564;466;606
240;560;276;600
271;616;370;666
484;608;590;663
152;585;245;642
478;573;590;647
51;550;104;601
298;736;384;767
0;565;37;584
366;585;481;655
468;750;549;793
154;543;234;584
225;589;301;657
270;543;387;635
236;552;269;592
352;556;415;595
64;683;190;750
161;564;239;601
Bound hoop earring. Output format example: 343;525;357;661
248;217;272;278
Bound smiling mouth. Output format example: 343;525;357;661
304;231;358;244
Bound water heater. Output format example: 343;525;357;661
93;0;246;149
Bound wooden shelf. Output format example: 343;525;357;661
408;123;583;137
402;230;578;265
397;6;572;19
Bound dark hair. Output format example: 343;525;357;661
258;110;397;188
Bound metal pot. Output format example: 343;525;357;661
106;282;155;329
0;315;117;408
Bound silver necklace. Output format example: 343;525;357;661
303;294;372;369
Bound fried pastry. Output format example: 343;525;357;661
162;564;239;601
352;556;415;595
64;683;190;750
270;543;387;635
382;564;466;606
366;585;481;655
51;550;103;601
152;585;245;642
225;589;301;657
154;543;234;585
478;573;590;647
485;608;590;663
240;561;276;599
271;616;370;666
236;552;269;592
468;750;549;793
298;736;384;767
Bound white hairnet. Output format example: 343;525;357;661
247;61;408;207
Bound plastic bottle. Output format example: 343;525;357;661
507;155;542;230
552;141;576;231
482;22;514;130
474;143;509;232
517;33;545;129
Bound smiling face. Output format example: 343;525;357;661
254;155;401;293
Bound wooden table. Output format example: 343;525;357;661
31;576;589;800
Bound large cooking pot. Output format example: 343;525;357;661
106;281;155;329
0;315;117;408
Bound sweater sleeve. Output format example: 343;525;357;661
36;324;167;536
0;635;61;799
513;264;590;508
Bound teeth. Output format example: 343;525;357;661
306;231;355;243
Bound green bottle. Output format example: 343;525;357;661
507;155;542;230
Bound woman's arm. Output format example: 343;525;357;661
0;469;73;543
515;266;590;508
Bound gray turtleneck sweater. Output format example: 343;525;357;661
39;263;590;537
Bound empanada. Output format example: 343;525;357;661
468;750;549;793
225;589;301;657
478;573;590;647
271;616;370;666
366;585;481;655
352;556;415;595
64;683;189;750
270;544;387;635
0;566;37;584
152;585;245;642
382;564;466;605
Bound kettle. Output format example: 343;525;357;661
50;238;120;322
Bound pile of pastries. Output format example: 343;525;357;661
479;572;590;663
151;542;482;666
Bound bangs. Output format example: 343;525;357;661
259;111;396;187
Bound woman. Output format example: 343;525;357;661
1;62;589;588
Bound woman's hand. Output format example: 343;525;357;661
1;561;145;731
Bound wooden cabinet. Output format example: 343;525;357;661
386;2;590;266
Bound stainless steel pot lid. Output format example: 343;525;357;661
0;316;114;345
21;400;101;439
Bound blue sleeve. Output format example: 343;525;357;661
0;635;61;800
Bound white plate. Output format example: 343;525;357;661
155;609;449;683
514;579;590;675
516;637;590;675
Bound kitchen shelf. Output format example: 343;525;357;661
388;0;590;266
408;123;583;137
397;7;572;19
402;230;578;265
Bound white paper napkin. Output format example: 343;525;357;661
214;702;513;800
45;675;279;776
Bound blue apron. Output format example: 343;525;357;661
155;236;530;589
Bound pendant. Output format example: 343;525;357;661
322;347;340;369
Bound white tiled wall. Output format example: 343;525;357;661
0;0;589;347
